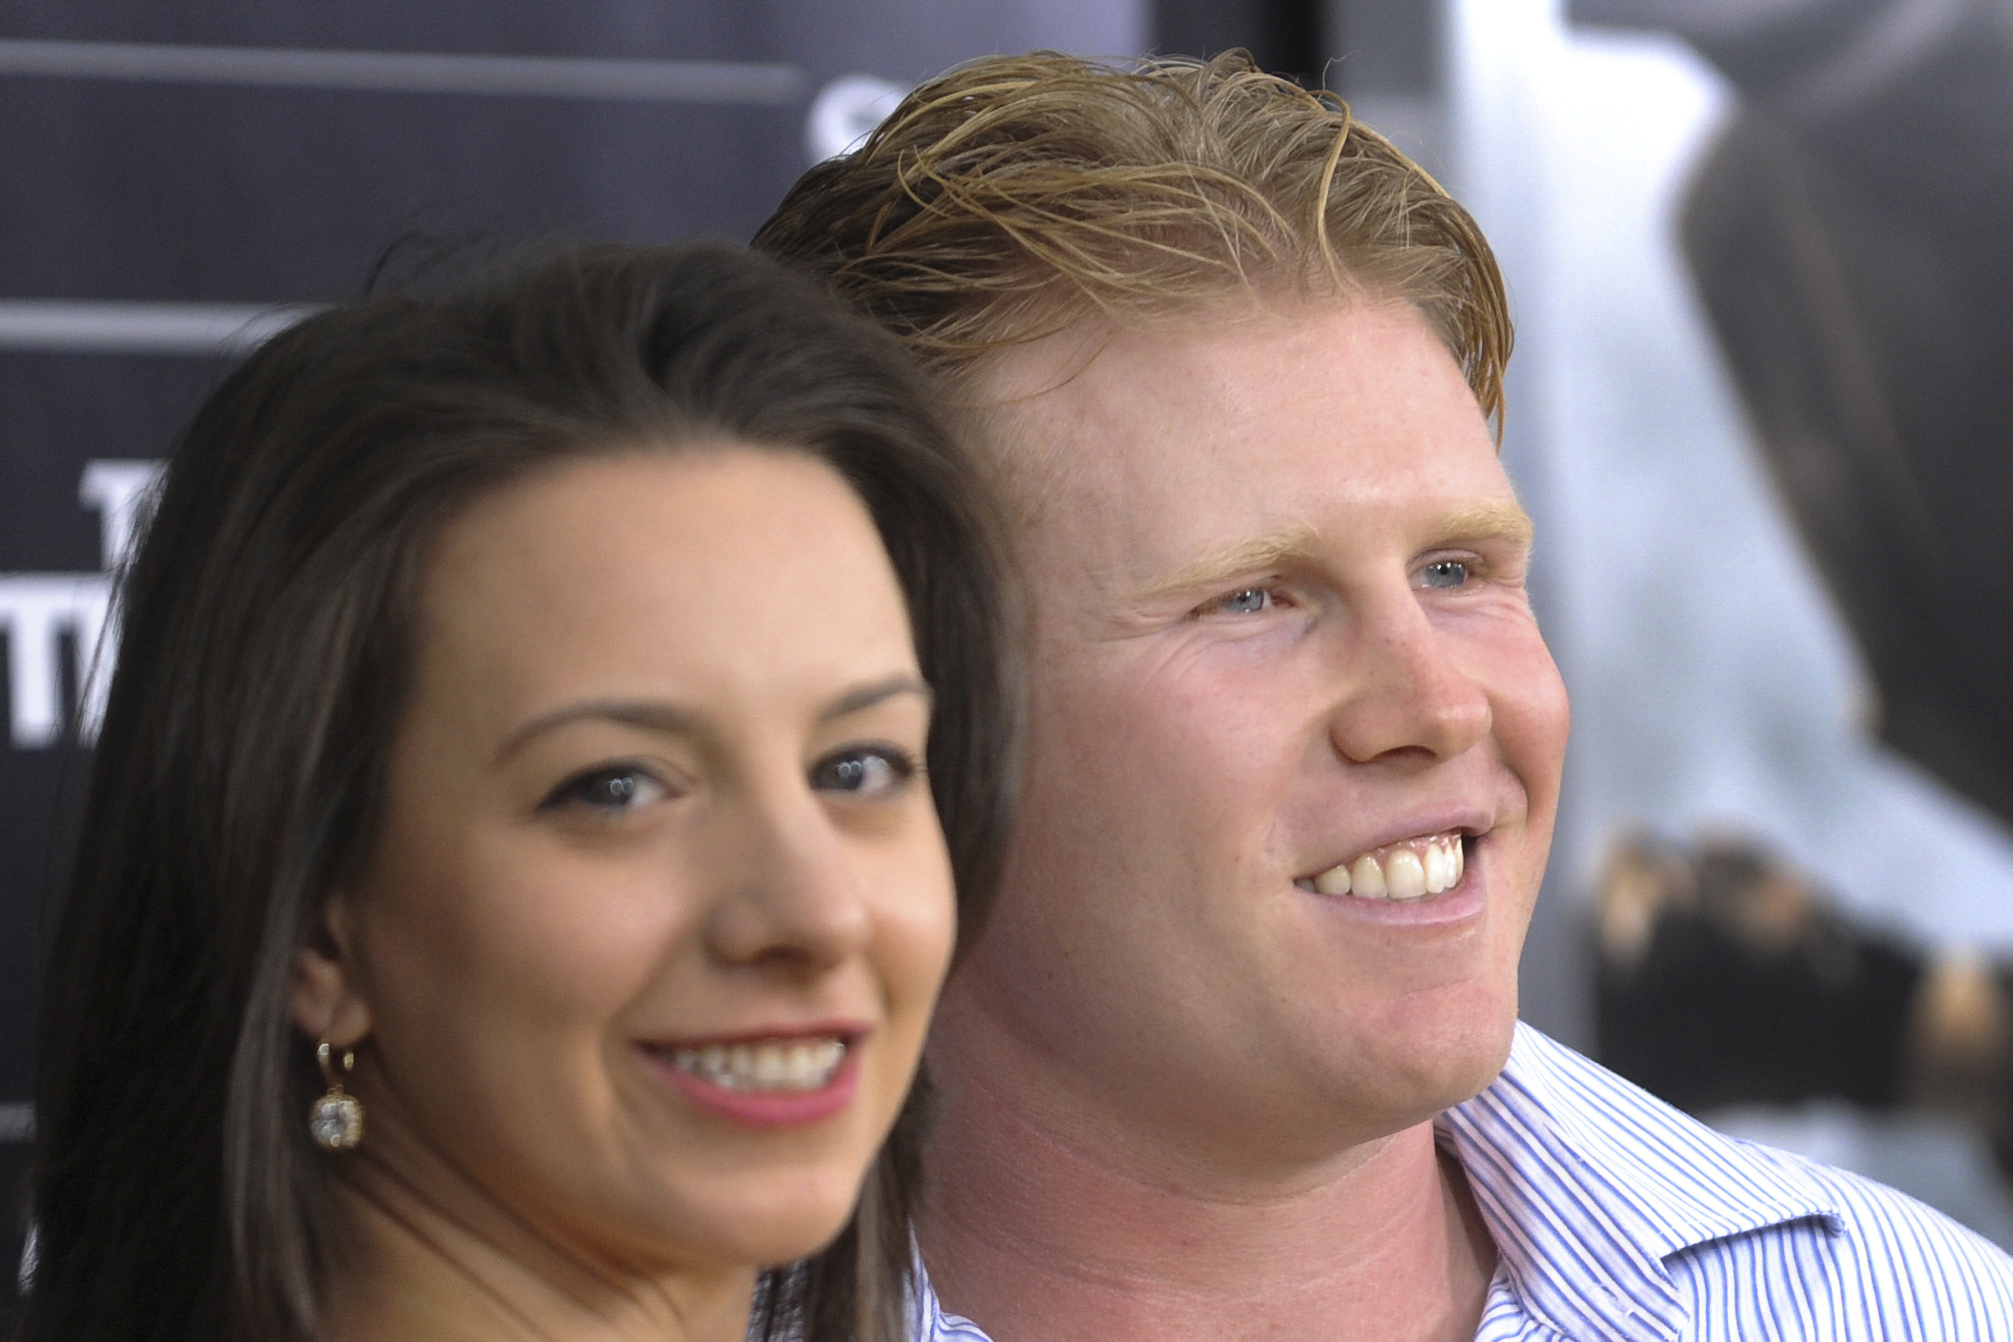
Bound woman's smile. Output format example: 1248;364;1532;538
642;1028;868;1127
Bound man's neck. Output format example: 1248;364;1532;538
916;1015;1499;1342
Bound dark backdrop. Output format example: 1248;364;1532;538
0;0;1166;1304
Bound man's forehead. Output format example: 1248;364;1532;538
974;294;1312;407
970;290;1470;437
966;302;1304;511
975;318;1121;407
961;298;1523;607
969;296;1492;484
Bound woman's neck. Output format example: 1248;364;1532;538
320;1146;755;1342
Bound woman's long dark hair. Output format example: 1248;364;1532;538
14;243;1021;1342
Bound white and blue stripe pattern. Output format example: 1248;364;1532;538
911;1024;2013;1339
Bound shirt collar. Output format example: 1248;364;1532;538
1437;1023;1845;1342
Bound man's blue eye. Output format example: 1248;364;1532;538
1419;560;1470;590
1217;587;1270;614
811;748;916;796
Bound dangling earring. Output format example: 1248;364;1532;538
309;1041;364;1151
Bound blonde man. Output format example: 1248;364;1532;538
757;52;2013;1342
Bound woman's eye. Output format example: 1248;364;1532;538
810;746;917;797
1210;587;1274;615
1418;559;1471;590
541;766;668;815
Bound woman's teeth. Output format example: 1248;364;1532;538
1298;832;1466;901
670;1038;847;1091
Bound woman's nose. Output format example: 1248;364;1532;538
701;788;873;975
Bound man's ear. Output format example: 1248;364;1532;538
289;891;372;1048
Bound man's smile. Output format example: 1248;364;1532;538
1294;831;1470;902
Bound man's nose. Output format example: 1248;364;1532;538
1326;588;1492;766
702;787;872;974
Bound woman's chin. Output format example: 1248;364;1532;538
638;1201;862;1273
596;1164;873;1271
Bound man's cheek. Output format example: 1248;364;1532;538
1478;635;1569;768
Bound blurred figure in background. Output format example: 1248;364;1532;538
1584;0;2013;835
1597;833;2013;1168
1577;0;2013;1214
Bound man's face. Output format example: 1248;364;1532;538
938;297;1569;1170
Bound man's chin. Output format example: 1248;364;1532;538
1327;998;1521;1130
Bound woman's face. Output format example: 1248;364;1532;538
302;447;955;1270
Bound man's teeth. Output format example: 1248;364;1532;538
671;1038;847;1092
1300;833;1466;902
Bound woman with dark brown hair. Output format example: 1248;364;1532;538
13;242;1019;1342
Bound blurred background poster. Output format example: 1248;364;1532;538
6;0;2013;1304
1458;0;2013;1245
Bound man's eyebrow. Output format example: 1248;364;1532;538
1129;525;1324;604
492;674;932;766
1128;501;1534;606
1434;500;1535;550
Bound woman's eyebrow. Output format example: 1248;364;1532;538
492;675;932;765
819;674;933;723
492;699;703;765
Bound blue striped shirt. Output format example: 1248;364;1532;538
911;1024;2013;1339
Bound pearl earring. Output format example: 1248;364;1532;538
309;1041;364;1151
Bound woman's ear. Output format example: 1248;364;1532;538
290;891;373;1047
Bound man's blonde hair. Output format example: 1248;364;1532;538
755;49;1512;428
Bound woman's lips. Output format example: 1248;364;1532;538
639;1031;864;1128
